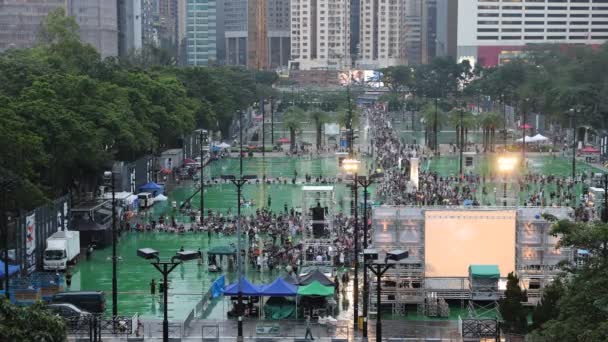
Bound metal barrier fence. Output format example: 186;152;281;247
66;315;133;341
188;319;351;340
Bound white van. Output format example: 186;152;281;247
137;193;154;209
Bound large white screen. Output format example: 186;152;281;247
425;210;516;277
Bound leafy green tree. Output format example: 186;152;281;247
380;65;413;93
477;111;503;152
283;106;305;152
531;278;564;331
0;299;67;341
499;272;529;335
527;219;608;341
308;110;329;151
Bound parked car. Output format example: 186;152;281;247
51;291;106;314
47;303;91;320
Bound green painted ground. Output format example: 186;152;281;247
67;153;603;320
70;156;363;320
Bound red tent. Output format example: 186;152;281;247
277;137;290;144
580;146;600;154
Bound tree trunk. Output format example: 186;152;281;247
316;124;322;151
290;128;296;152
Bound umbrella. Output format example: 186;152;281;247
520;123;533;129
184;158;196;164
277;137;290;144
217;142;231;149
160;168;172;175
580;146;600;154
530;134;548;142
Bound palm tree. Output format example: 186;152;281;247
448;108;476;148
308;110;329;151
283;106;305;152
337;105;360;153
478;111;504;152
421;102;446;149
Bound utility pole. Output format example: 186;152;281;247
199;129;205;222
151;261;180;342
230;178;247;340
459;104;464;179
434;97;438;154
352;175;359;331
261;97;265;157
603;173;608;223
111;170;117;319
358;176;374;339
270;97;274;145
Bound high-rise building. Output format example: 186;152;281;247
421;0;436;63
404;0;423;65
267;0;291;69
158;0;178;50
141;0;158;47
0;0;118;58
0;0;65;52
248;0;268;69
358;0;432;68
117;0;143;56
186;0;217;66
435;0;458;58
457;0;608;68
350;0;360;59
67;0;118;58
224;0;248;65
290;0;351;71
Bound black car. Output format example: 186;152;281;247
51;291;106;314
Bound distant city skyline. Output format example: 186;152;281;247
2;0;607;70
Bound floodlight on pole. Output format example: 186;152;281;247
342;157;361;331
497;156;517;206
342;159;361;173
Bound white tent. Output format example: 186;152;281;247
530;134;549;142
154;194;168;202
515;136;532;143
216;142;231;149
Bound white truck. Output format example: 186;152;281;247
43;231;81;271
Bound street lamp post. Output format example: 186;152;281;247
459;102;465;179
569;108;578;180
343;159;361;332
434;97;439;154
230;178;247;340
497;156;517;207
270;97;274;146
199;130;207;223
137;248;199;342
1;175;18;299
364;250;409;342
103;170;118;318
261;98;265;158
603;173;608;223
357;176;374;340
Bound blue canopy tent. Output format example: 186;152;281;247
223;276;262;296
261;277;298;296
139;182;163;196
0;261;20;279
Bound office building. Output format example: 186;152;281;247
435;0;458;58
359;0;433;68
457;0;608;67
248;0;268;69
290;0;351;71
224;0;248;65
350;0;361;58
0;0;118;58
267;0;291;69
185;0;217;66
0;0;65;52
117;0;143;56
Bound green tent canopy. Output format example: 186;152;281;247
297;280;334;296
469;265;500;279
